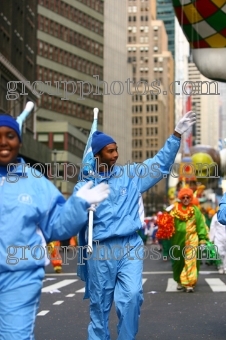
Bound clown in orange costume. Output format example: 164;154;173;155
169;188;208;293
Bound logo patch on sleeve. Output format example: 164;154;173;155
18;193;33;205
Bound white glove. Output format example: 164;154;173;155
175;111;196;135
76;181;110;205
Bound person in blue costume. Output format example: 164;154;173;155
0;113;110;340
216;193;226;274
75;111;196;339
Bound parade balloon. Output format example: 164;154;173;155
191;153;214;182
172;0;226;82
190;145;220;182
190;145;221;166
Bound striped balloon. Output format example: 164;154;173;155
172;0;226;81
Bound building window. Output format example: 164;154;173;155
132;139;142;148
38;133;49;147
132;117;143;124
146;116;153;124
132;151;142;160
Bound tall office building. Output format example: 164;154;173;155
36;0;104;132
0;0;51;165
156;0;175;59
36;0;132;194
35;0;105;194
188;61;219;149
174;19;189;127
127;0;174;212
0;1;133;195
103;0;132;163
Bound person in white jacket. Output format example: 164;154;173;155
209;213;226;274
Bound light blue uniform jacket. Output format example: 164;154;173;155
0;158;89;273
218;194;226;225
75;134;181;297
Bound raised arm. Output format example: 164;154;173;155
136;111;196;193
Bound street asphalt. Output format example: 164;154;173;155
35;246;226;340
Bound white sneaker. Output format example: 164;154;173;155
177;283;184;291
186;286;194;293
218;269;224;274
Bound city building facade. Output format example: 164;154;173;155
36;0;104;133
127;0;174;213
37;121;87;197
0;0;51;165
156;0;175;59
36;0;132;194
188;61;219;149
103;0;132;163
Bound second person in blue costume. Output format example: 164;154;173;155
76;111;196;340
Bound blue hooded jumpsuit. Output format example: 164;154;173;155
0;159;90;340
75;134;181;340
218;195;226;226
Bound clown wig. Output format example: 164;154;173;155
178;187;194;201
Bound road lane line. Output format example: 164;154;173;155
42;279;78;292
205;278;226;292
75;278;148;293
166;278;178;292
143;271;173;274
37;310;49;316
44;271;218;276
142;271;218;275
76;287;85;293
53;301;64;305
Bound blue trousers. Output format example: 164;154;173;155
0;267;45;340
87;233;144;340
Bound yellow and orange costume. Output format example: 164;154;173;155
158;188;208;291
48;241;62;273
48;237;77;273
170;201;207;289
